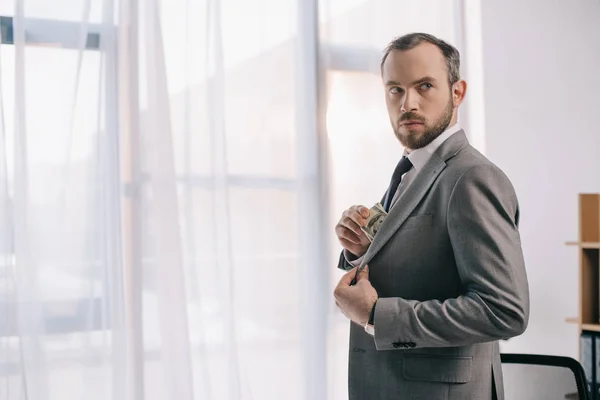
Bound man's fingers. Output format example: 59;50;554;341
357;206;370;219
338;239;363;255
336;225;361;244
343;210;368;228
356;265;369;282
337;266;359;288
341;217;364;236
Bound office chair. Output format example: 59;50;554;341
501;353;590;400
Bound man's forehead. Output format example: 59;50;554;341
382;43;447;82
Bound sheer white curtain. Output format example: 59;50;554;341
0;0;327;399
0;0;466;399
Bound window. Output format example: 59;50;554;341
0;11;113;399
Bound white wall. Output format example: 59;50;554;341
478;0;600;358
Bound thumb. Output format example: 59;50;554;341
338;266;359;287
359;206;370;218
356;265;369;282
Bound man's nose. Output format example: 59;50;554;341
400;91;418;113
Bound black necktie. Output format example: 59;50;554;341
382;156;413;211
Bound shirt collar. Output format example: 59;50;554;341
404;123;461;172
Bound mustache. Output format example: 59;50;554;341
399;113;425;123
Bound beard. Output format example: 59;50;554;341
394;97;454;150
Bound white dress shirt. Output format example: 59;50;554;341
345;123;462;267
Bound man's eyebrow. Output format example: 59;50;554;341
384;76;437;86
385;79;401;86
411;76;437;85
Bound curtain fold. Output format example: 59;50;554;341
140;0;194;398
204;0;241;398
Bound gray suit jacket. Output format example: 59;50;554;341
337;130;529;400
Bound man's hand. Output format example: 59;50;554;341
334;265;378;326
335;205;371;258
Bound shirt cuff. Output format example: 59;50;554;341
343;249;364;267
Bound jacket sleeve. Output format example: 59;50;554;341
337;250;364;271
373;164;530;350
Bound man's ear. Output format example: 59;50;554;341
452;80;467;107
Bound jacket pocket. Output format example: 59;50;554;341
402;354;472;383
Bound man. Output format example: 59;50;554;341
333;33;529;400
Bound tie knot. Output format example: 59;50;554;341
393;156;413;179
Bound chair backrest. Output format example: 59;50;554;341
501;353;590;400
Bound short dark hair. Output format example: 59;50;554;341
380;33;461;85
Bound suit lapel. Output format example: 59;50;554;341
359;130;469;267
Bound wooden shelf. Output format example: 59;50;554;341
565;241;600;248
567;194;600;376
581;323;600;333
580;194;600;242
565;317;578;324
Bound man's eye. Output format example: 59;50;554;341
420;83;433;90
390;87;402;94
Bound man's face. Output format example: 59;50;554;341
382;43;464;151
